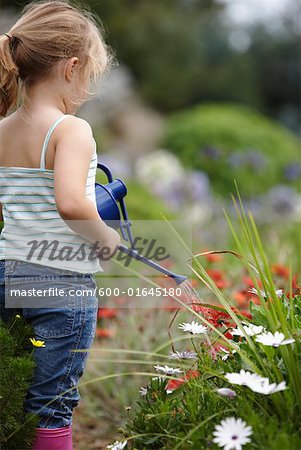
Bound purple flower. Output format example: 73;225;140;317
267;185;298;215
228;150;267;170
98;153;132;179
284;163;301;181
245;150;267;170
187;170;210;202
201;146;221;160
228;152;244;168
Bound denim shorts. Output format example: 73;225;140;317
0;259;99;428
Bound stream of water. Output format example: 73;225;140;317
179;279;201;306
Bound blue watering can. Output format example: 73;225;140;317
95;163;187;285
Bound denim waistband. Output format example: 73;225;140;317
1;258;94;279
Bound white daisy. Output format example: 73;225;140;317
154;364;183;375
231;323;264;337
139;386;147;396
248;287;267;297
255;331;295;347
178;320;207;334
275;290;284;297
152;376;165;381
220;348;230;361
220;347;237;361
248;379;287;395
168;350;198;359
106;440;127;450
225;369;264;387
248;287;283;298
213;417;252;450
216;388;237;399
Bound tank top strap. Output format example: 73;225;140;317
39;114;71;170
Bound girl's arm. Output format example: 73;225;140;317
53;116;121;256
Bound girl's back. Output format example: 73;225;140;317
0;112;102;273
0;111;59;169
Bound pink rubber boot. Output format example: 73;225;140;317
31;425;73;450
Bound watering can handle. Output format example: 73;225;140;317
96;163;135;245
97;163;114;183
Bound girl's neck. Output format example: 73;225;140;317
20;81;76;116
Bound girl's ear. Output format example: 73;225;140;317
64;57;80;82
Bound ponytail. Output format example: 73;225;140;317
0;34;19;117
0;1;113;118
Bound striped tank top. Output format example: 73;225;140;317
0;114;103;274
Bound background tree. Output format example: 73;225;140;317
1;0;300;131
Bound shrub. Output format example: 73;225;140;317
124;181;176;220
0;315;38;449
97;167;175;220
162;103;301;197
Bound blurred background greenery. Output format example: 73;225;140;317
0;0;301;448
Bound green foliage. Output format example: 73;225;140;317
0;316;38;449
119;195;301;449
87;0;300;127
163;103;301;197
123;365;300;449
90;0;257;112
123;181;176;220
121;293;301;449
96;168;175;220
3;0;301;129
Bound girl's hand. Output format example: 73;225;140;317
96;227;121;261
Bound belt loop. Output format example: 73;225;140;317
4;260;12;276
5;259;18;275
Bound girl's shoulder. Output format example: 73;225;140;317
57;115;93;136
53;115;94;146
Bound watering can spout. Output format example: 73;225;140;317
118;245;187;286
170;274;188;286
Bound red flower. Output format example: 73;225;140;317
224;330;234;340
243;276;263;289
97;308;117;319
115;296;128;306
240;310;253;320
206;269;224;281
272;264;290;279
185;369;200;380
215;279;230;289
230;306;252;320
213;341;229;353
206;269;230;289
166;378;185;391
202;250;223;263
166;370;200;392
96;328;115;338
287;274;301;298
234;290;248;306
190;278;200;288
193;304;233;328
234;290;260;307
243;276;255;288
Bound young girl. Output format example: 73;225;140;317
0;1;120;449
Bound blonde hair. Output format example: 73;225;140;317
0;0;114;117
